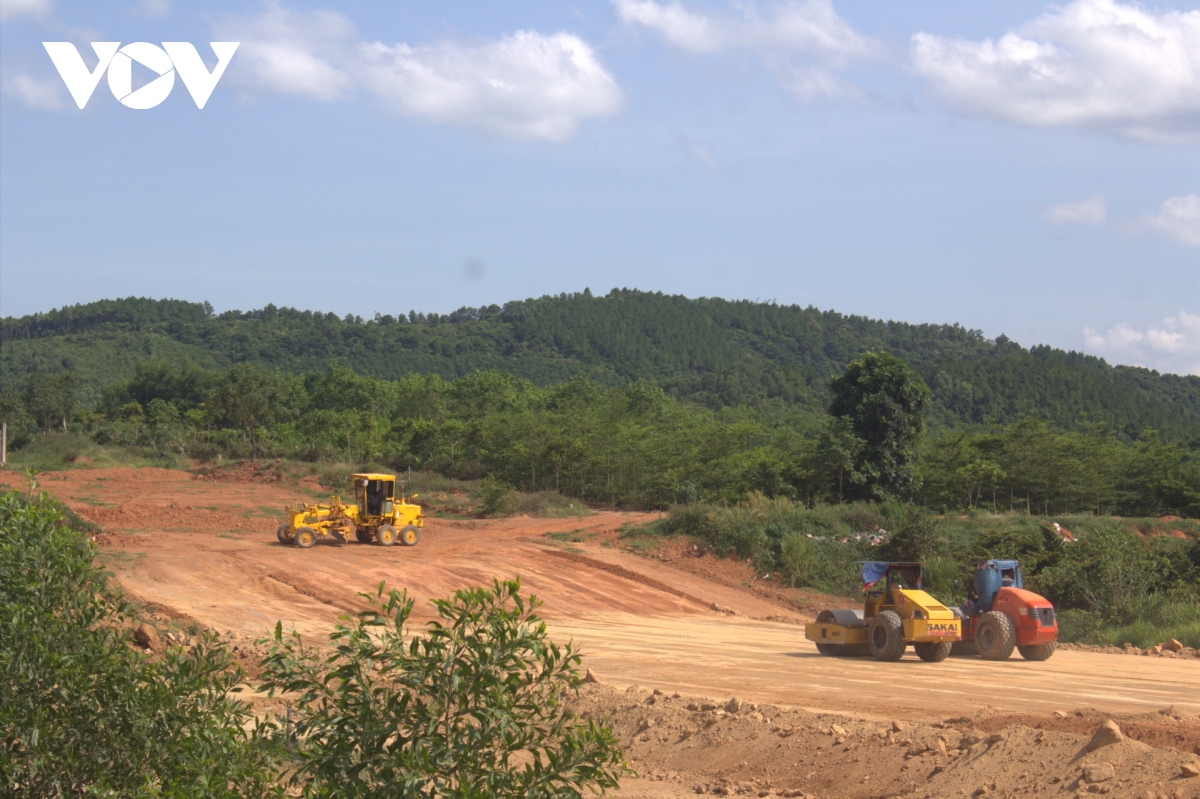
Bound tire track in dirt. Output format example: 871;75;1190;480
264;571;361;612
540;548;713;610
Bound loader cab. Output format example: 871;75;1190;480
965;559;1024;616
352;473;395;519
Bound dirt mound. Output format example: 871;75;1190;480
964;707;1200;755
571;685;1200;798
1060;641;1200;659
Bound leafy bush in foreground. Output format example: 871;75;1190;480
259;579;628;798
0;491;279;798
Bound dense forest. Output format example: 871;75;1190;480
5;291;1200;440
5;358;1198;517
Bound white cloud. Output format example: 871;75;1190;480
0;0;51;22
614;0;874;100
1084;312;1200;376
615;0;724;53
359;31;622;142
217;5;357;101
912;0;1200;143
1145;194;1200;248
678;134;721;173
134;0;171;19
217;4;620;140
1043;195;1107;225
1;71;66;110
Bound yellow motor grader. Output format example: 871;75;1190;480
277;473;424;549
804;562;961;662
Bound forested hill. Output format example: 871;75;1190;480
4;290;1199;439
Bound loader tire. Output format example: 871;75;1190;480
976;611;1016;660
376;525;397;546
276;524;295;545
1018;640;1057;661
399;525;420;547
355;527;373;544
914;641;953;662
294;527;317;549
868;611;906;662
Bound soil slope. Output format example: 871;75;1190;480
7;467;1199;798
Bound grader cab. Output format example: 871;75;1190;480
805;562;962;662
276;473;424;549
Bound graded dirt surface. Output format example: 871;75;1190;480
9;466;1200;798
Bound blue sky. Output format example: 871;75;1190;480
1;0;1197;373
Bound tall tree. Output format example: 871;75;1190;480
209;364;295;460
22;372;78;433
829;351;931;500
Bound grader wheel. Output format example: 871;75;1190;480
399;525;420;547
355;527;373;544
294;527;317;549
276;523;295;545
376;525;397;546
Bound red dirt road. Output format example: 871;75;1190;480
10;467;1199;724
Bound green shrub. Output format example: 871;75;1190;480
511;490;592;518
0;491;279;797
258;579;629;798
879;509;948;562
778;532;818;587
479;474;515;516
7;431;91;470
1055;608;1107;644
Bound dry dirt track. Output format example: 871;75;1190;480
11;466;1197;725
14;466;1200;797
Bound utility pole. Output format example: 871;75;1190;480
2;421;6;467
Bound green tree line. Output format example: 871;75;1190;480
5;291;1199;440
5;355;1198;517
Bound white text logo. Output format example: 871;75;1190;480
43;42;239;109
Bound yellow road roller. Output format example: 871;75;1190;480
805;561;961;662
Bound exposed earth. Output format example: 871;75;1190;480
7;466;1200;798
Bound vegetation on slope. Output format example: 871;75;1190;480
0;491;625;797
654;497;1200;649
4;354;1198;517
5;291;1199;439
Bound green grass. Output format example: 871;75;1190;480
6;433;193;472
1058;598;1200;649
547;529;591;543
75;496;116;508
509;491;592;518
96;550;146;567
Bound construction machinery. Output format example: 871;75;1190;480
805;562;962;662
952;559;1058;661
276;473;424;549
